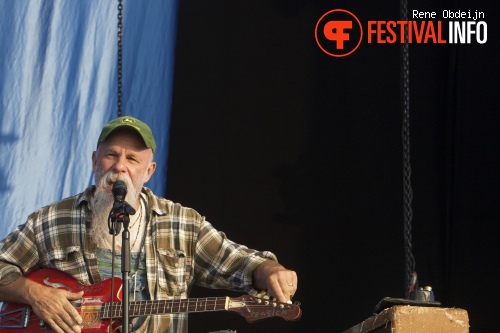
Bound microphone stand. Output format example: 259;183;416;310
110;200;134;333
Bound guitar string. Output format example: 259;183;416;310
24;297;295;325
24;296;291;315
94;297;294;317
97;297;233;317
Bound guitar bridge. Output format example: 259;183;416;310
0;307;30;328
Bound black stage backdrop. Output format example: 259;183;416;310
166;1;499;332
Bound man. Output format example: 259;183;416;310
0;116;297;333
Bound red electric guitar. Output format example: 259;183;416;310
0;268;301;332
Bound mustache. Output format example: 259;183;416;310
96;171;133;191
94;170;141;210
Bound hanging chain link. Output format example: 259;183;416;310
401;0;417;298
117;0;123;117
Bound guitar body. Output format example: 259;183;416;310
0;268;301;332
0;269;123;332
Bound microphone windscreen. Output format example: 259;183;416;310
112;180;127;201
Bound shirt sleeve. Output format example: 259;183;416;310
193;218;278;295
0;215;41;282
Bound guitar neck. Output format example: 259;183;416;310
0;268;301;329
100;297;229;318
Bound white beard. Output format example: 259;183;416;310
89;170;142;250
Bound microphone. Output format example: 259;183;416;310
111;180;136;215
112;180;128;202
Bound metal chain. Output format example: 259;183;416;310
109;3;123;327
401;0;417;298
117;0;123;117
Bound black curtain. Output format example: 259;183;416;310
167;1;499;332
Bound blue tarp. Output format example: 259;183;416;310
0;0;178;239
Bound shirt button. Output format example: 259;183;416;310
90;254;95;259
174;263;179;268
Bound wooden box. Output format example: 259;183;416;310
342;306;469;333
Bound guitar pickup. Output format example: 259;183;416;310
0;306;30;328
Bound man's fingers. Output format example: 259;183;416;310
288;278;297;298
274;271;296;302
58;312;81;333
256;262;298;303
66;290;84;301
40;306;82;333
43;318;64;333
64;303;83;327
269;279;287;303
268;279;295;303
65;291;84;324
32;288;83;333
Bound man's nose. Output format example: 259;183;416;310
113;155;127;173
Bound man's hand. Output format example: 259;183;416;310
252;260;297;303
0;276;83;333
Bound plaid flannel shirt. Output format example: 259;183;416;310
0;186;277;332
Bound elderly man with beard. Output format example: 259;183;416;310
0;116;298;333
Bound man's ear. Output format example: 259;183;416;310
144;161;157;183
92;151;97;172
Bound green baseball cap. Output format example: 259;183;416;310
97;116;156;153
